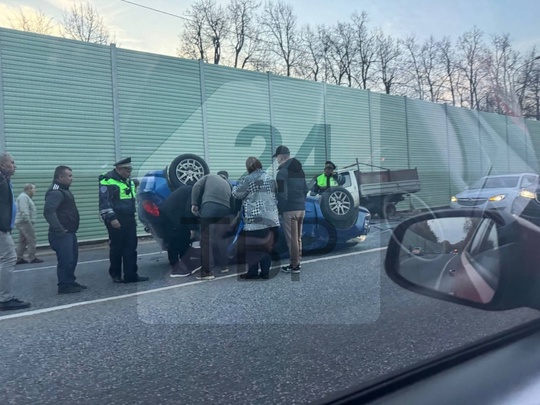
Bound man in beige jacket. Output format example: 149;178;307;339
15;184;43;264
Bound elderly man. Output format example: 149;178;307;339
0;153;31;310
15;183;43;264
99;157;149;283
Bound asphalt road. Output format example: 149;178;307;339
1;216;539;405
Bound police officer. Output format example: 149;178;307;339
310;161;345;196
99;157;149;283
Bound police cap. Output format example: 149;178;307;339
114;157;132;168
325;161;336;170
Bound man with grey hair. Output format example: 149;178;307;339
16;183;43;264
0;153;31;310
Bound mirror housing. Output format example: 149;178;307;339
385;209;540;311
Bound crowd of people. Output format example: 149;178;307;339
0;145;344;311
163;145;310;280
0;153;149;310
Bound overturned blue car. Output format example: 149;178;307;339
137;154;370;259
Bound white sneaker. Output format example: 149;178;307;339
196;274;215;281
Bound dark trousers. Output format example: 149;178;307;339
165;226;191;265
200;203;231;275
106;216;138;281
240;228;278;277
49;232;79;286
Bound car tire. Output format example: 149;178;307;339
379;195;397;219
168;154;209;189
320;187;358;229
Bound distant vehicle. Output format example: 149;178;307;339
308;160;421;219
137;154;371;259
450;173;538;214
512;178;540;226
411;247;424;256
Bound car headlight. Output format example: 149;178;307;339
489;194;506;202
451;196;457;203
519;190;536;199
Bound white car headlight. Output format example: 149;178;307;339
489;194;506;202
451;196;457;203
519;190;536;199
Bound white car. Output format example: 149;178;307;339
450;173;538;213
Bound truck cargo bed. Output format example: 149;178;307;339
355;168;421;197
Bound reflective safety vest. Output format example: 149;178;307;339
316;173;338;189
99;171;137;220
99;177;137;200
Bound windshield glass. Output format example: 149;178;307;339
1;1;539;404
470;176;521;189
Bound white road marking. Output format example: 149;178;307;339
0;247;386;321
13;252;164;273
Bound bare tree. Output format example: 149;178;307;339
351;11;377;90
375;31;402;94
518;48;540;119
326;21;356;87
246;46;276;72
227;0;262;68
60;1;111;44
420;36;446;103
260;1;300;77
438;37;461;106
297;24;331;82
529;65;540;120
403;36;446;102
8;8;56;35
485;33;520;114
457;27;491;110
178;0;229;64
403;36;425;99
178;1;209;61
202;0;229;64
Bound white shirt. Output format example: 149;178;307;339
15;192;36;225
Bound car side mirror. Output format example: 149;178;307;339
385;209;540;311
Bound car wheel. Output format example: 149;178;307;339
380;201;397;219
320;187;358;229
168;154;210;189
379;195;397;219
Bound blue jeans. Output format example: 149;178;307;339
49;232;79;286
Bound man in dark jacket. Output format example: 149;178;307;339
160;184;199;278
44;165;84;294
99;157;148;283
0;153;31;310
273;145;308;274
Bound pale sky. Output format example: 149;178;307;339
1;0;539;57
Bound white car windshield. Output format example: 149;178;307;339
470;176;520;189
